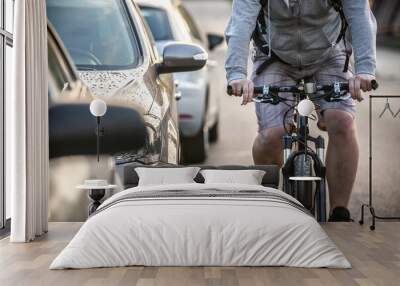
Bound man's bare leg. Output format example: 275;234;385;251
323;109;359;213
252;126;286;165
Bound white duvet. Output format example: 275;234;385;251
50;183;351;269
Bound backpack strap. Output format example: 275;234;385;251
329;0;351;73
252;0;286;75
330;0;347;44
252;0;270;55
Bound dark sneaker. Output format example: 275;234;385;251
328;207;353;222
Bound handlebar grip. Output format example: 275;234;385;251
371;80;379;90
227;85;234;96
227;85;267;96
344;80;378;90
339;83;349;90
329;80;378;92
254;86;265;94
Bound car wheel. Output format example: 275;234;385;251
209;119;219;143
181;125;209;164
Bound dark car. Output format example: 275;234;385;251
46;0;207;165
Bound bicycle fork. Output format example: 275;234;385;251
283;134;293;165
282;134;294;198
282;134;327;222
315;136;327;222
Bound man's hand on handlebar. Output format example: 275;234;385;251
229;78;254;105
349;73;376;102
227;77;378;104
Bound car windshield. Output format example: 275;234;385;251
140;6;174;41
47;0;140;70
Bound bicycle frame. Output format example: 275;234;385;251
281;91;327;222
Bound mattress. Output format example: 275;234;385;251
50;183;350;269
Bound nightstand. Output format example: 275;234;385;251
77;181;117;215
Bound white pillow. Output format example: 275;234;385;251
135;167;200;186
200;169;266;185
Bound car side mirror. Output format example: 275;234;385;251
157;42;207;74
207;33;224;51
49;103;148;159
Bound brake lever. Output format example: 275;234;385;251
252;94;281;105
252;96;263;103
252;95;273;104
326;91;351;102
328;80;379;102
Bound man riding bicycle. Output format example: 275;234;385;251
225;0;377;221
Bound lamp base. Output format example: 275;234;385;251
88;189;105;215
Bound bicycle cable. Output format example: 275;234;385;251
281;98;316;154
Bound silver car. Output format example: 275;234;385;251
138;0;224;163
47;0;207;165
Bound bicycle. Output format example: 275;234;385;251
227;80;379;222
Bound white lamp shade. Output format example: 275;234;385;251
298;99;314;117
90;99;107;117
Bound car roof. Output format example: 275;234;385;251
135;0;181;10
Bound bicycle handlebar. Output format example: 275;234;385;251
226;80;379;96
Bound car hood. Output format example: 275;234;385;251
78;67;153;114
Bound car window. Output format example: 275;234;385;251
48;34;75;98
140;6;174;41
176;4;203;43
47;0;140;70
48;43;67;94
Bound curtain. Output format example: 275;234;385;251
7;0;49;242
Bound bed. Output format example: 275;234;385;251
50;165;350;269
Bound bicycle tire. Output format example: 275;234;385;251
294;154;314;211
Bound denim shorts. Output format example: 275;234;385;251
251;48;356;131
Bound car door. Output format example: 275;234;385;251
129;0;180;164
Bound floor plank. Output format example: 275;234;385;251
1;222;400;286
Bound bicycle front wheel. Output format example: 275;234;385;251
293;153;314;211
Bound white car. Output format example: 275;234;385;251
138;0;224;163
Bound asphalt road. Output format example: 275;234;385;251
184;0;400;219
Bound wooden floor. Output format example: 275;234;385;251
0;222;399;286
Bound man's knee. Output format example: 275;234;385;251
324;110;356;139
253;127;285;165
256;127;285;150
